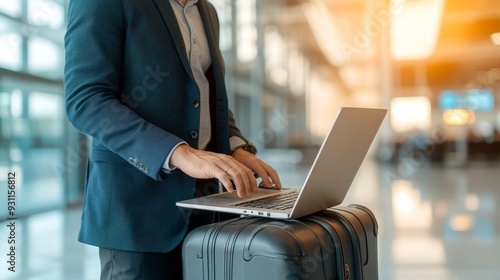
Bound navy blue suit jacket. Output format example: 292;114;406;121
64;0;246;252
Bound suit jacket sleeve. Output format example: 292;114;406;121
64;0;184;180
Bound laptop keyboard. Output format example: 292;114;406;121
232;191;298;211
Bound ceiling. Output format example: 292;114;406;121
415;0;500;91
270;0;500;94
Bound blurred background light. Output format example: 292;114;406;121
302;0;345;66
0;0;22;18
442;109;475;126
491;32;500;46
391;0;445;60
450;214;474;232
236;0;257;62
390;96;431;133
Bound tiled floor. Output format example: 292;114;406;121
1;156;499;280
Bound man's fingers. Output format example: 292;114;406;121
262;162;282;189
218;159;257;198
217;174;235;194
226;165;255;198
251;159;281;190
170;146;264;198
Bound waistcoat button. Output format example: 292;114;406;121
192;100;200;108
190;130;198;139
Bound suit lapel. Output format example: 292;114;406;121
152;0;194;80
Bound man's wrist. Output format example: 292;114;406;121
231;142;257;155
229;136;257;155
162;142;188;173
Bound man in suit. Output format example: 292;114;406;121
64;0;282;278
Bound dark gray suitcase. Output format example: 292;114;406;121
182;204;378;280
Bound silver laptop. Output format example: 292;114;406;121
176;107;387;219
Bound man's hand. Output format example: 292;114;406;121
231;148;282;190
170;144;282;198
170;144;258;198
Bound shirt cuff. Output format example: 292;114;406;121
161;141;188;173
229;136;247;151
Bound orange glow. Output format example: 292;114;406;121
450;214;474;232
442;109;475;126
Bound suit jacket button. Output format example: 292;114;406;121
192;100;200;108
190;130;198;139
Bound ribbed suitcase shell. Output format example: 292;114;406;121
182;204;378;280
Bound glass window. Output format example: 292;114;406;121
10;89;23;118
0;92;12;143
28;0;65;29
28;36;62;77
28;91;64;147
28;91;63;118
0;88;65;219
236;0;257;62
0;92;9;118
265;26;287;86
0;0;71;219
210;0;232;51
0;0;23;18
0;31;22;71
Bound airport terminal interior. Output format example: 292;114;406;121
1;0;500;279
